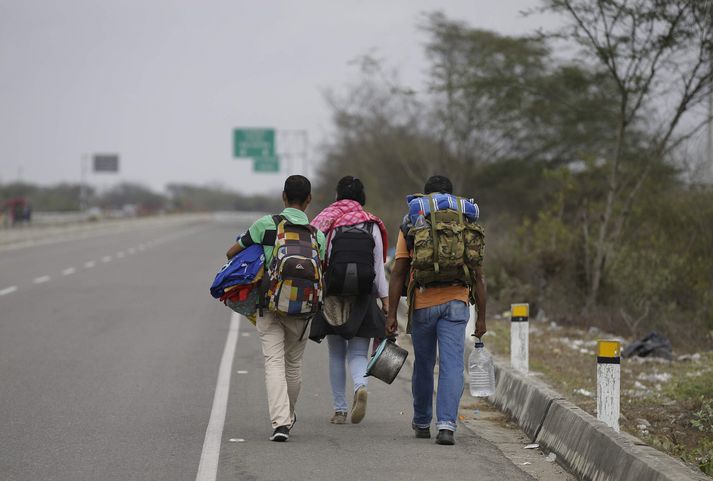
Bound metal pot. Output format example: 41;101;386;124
366;338;408;384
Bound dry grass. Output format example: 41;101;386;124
483;316;713;477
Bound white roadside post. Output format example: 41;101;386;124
510;303;529;373
597;340;621;432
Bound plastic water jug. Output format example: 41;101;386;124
469;338;495;397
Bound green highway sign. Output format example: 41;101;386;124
233;128;275;158
253;156;280;172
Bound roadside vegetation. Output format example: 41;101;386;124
0;181;282;215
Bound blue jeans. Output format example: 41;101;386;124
326;335;370;412
410;300;468;432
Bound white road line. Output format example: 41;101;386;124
33;275;50;284
116;251;125;258
127;248;136;254
101;256;112;263
195;312;241;481
138;245;146;251
0;286;18;296
62;267;76;276
84;261;95;269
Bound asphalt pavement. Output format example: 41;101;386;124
0;215;547;481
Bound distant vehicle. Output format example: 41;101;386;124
1;197;32;227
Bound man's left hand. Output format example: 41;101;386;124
474;318;487;339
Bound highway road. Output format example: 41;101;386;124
0;215;554;481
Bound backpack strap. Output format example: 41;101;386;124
456;196;465;224
259;215;284;247
427;195;440;274
257;214;285;316
271;214;284;230
456;197;471;287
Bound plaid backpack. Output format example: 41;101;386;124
260;215;322;317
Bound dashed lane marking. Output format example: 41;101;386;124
116;251;125;258
33;275;50;284
127;248;136;254
84;261;95;269
62;267;76;276
0;286;18;296
101;256;112;263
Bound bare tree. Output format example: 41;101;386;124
539;0;713;312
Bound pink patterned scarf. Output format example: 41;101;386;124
311;199;389;261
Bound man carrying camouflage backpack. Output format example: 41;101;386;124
225;175;326;442
387;175;487;446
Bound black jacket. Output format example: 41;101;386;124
309;295;386;342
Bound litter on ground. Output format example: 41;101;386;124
574;388;593;397
637;372;672;383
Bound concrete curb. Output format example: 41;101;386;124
492;362;709;481
490;362;564;440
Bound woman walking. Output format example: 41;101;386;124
310;176;389;424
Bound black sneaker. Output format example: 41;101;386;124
412;423;431;439
436;429;455;445
269;426;290;442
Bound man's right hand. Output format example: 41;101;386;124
387;257;410;338
386;315;398;337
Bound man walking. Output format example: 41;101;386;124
226;175;326;442
386;175;487;445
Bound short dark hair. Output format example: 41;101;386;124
284;175;311;204
336;176;366;205
424;175;453;194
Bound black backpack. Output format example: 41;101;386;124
324;223;375;296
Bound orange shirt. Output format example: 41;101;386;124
395;231;469;310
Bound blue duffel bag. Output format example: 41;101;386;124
406;193;479;224
210;244;265;299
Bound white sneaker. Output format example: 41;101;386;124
351;386;368;424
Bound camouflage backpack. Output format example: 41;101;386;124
407;194;485;292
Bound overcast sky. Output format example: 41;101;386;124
0;0;556;194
